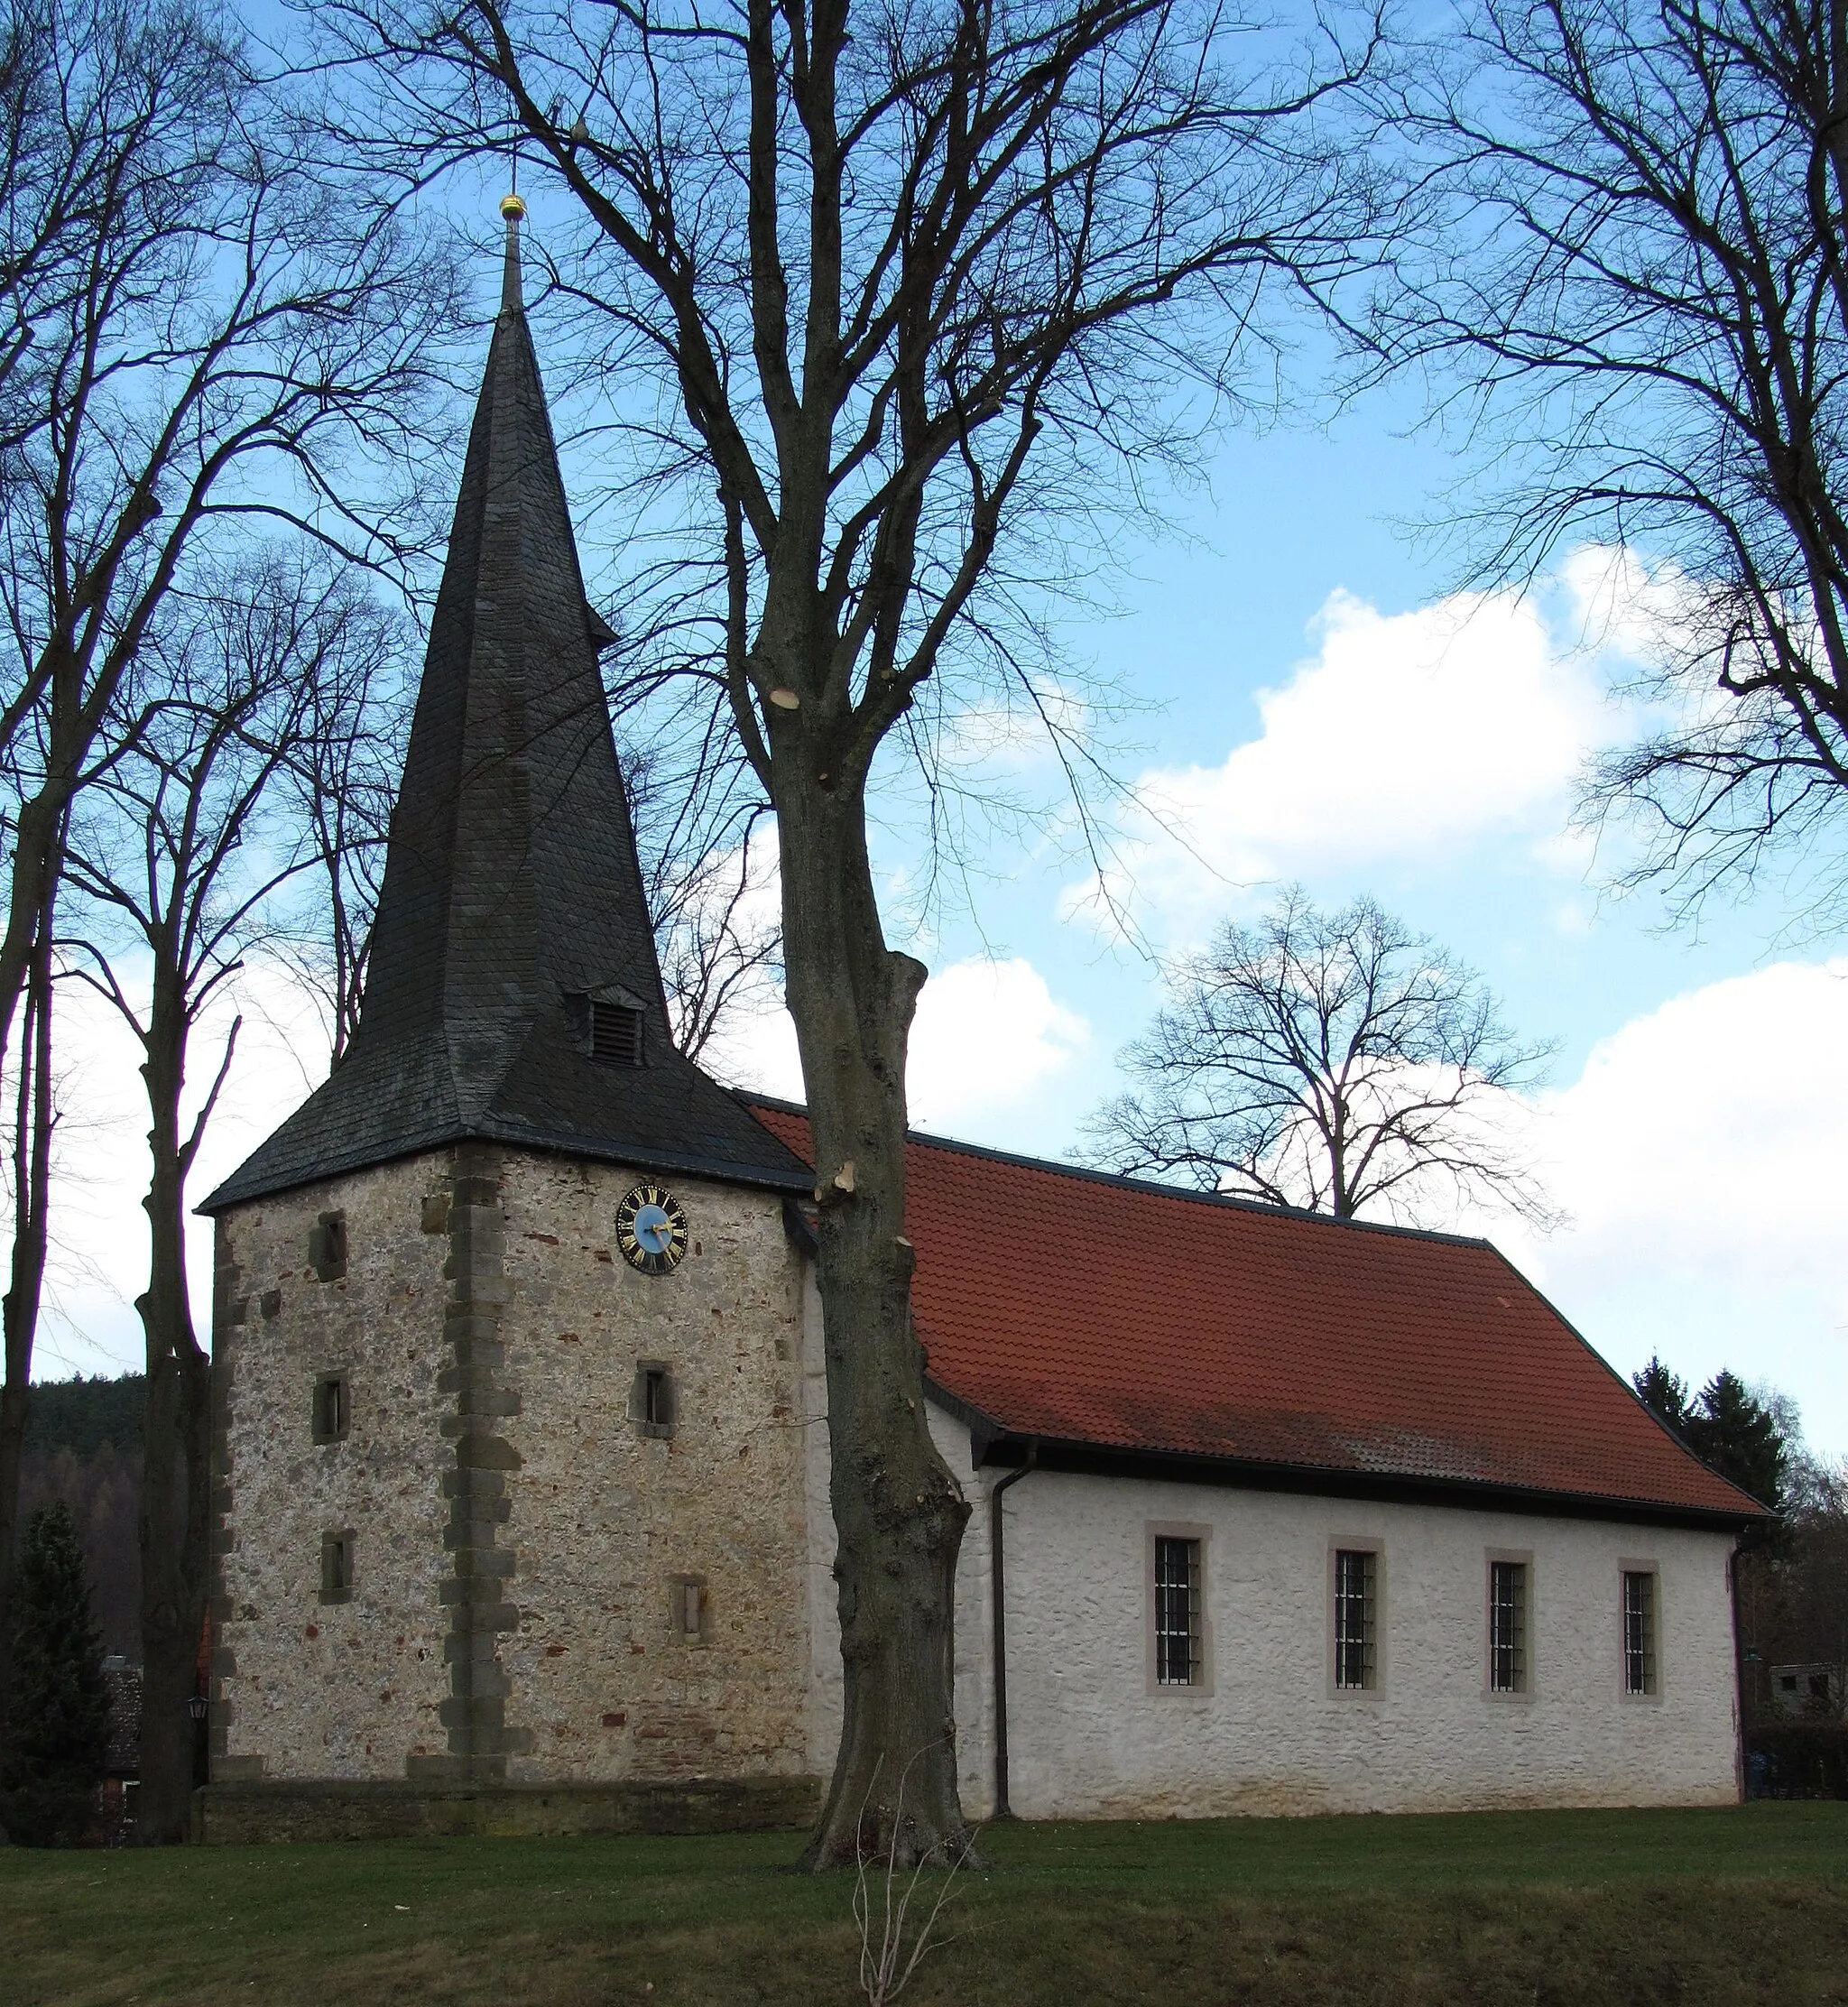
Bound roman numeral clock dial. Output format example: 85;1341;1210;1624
615;1183;689;1275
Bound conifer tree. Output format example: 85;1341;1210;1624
1684;1373;1788;1515
1632;1358;1788;1512
1632;1356;1690;1432
4;1501;109;1791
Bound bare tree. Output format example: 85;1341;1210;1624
1389;0;1848;919
0;0;456;1071
270;590;411;1071
0;876;53;1730
619;722;782;1067
1084;890;1559;1224
60;552;392;1841
328;0;1383;1864
0;0;453;1706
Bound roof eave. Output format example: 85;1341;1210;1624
199;1117;813;1216
943;1420;1767;1532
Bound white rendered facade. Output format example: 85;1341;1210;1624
796;1269;1741;1822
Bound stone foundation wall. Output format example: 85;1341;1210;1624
193;1775;820;1845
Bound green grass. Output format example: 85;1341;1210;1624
4;1804;1846;2006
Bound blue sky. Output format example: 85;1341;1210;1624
703;354;1848;1458
32;196;1845;1463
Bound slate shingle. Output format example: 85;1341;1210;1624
204;230;808;1211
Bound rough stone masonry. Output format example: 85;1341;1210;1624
211;1147;815;1790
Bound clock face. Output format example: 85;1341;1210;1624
615;1183;688;1275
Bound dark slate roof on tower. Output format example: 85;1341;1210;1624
204;204;808;1210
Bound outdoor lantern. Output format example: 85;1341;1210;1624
188;1692;208;1724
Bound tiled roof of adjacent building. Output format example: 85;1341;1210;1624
204;217;808;1212
746;1100;1764;1525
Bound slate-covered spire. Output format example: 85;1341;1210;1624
206;201;807;1209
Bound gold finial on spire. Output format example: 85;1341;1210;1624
499;190;526;311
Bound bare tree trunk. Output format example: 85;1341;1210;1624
0;786;69;1070
783;782;972;1870
0;904;54;1747
134;973;211;1843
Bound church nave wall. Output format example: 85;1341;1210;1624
993;1471;1739;1820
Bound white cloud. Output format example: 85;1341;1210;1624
908;957;1089;1130
1448;961;1848;1456
717;954;1089;1133
1078;553;1678;940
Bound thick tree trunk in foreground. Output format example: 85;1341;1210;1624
134;995;212;1843
406;0;1381;1876
0;904;55;1751
783;782;972;1871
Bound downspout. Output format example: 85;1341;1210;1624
989;1442;1037;1820
1728;1538;1749;1802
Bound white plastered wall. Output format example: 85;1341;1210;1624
980;1466;1740;1819
797;1260;1741;1825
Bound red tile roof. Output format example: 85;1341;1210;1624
746;1102;1761;1522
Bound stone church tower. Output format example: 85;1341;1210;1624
200;204;823;1832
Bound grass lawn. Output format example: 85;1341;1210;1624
3;1803;1846;2006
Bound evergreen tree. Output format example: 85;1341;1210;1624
1633;1356;1690;1431
1634;1358;1789;1512
1684;1372;1788;1514
5;1501;108;1790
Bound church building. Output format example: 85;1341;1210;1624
197;208;1764;1842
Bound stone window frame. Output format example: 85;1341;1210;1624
310;1369;351;1445
319;1528;356;1605
1144;1521;1214;1697
629;1359;678;1440
1327;1536;1387;1698
1483;1547;1536;1702
308;1209;348;1282
1619;1557;1663;1702
669;1571;711;1647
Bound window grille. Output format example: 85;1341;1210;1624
1490;1560;1527;1692
1154;1536;1202;1687
1335;1549;1377;1690
590;1001;644;1066
311;1373;349;1444
1622;1571;1657;1695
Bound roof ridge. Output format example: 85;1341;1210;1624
737;1093;1500;1251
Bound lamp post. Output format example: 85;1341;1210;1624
188;1690;209;1792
